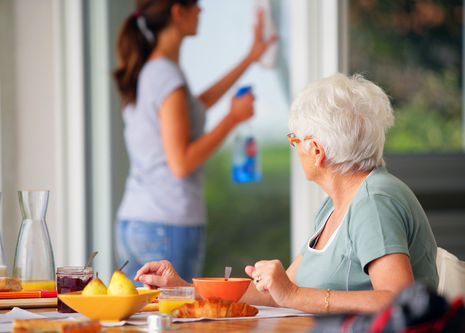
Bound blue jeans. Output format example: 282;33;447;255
115;219;205;287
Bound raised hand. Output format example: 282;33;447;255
246;9;278;63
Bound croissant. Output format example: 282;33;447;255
140;300;159;312
171;297;258;318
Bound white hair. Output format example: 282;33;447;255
288;73;395;175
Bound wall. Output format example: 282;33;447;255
0;0;86;275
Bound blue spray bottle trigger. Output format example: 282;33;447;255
236;86;252;97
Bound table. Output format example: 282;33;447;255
112;316;315;332
0;308;317;333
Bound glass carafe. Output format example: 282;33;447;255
13;190;56;290
0;192;6;277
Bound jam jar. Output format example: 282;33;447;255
56;266;93;313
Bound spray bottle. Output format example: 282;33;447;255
231;86;262;183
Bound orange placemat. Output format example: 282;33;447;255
0;291;41;299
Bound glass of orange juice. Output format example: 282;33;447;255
158;287;195;314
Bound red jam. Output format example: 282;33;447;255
56;266;93;313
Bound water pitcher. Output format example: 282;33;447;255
13;190;56;290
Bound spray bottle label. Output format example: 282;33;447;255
231;86;262;183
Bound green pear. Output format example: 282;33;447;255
82;272;108;295
107;261;138;296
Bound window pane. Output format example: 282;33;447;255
204;146;290;277
182;0;291;277
349;1;463;153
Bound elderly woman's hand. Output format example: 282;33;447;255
134;260;190;289
245;260;299;308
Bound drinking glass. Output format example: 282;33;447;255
13;190;56;290
158;287;195;314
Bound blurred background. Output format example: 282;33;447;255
0;0;464;284
348;0;465;262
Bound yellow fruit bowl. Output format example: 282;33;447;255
58;289;161;322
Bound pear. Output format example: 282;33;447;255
82;272;108;295
107;261;138;296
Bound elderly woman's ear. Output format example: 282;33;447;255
310;139;325;168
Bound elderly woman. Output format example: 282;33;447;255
134;73;438;314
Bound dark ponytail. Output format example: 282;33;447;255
113;15;153;105
112;0;198;106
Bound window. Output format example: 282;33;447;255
182;0;291;276
349;0;465;260
350;1;463;153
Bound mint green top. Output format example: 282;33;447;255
296;167;438;291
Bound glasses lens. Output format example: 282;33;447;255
287;133;297;148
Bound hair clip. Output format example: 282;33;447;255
136;15;154;43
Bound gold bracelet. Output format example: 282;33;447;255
324;289;331;313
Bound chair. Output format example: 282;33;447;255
436;247;465;300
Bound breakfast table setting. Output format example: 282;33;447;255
0;191;317;332
0;261;317;332
0;264;317;332
0;305;316;332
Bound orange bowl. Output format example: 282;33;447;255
192;278;251;302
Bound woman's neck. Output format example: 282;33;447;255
149;26;183;63
320;168;373;211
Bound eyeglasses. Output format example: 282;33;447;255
287;133;313;148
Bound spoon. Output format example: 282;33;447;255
83;251;98;270
225;266;232;281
